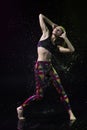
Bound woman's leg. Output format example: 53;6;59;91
49;66;76;121
17;61;49;119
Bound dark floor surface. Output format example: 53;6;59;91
0;101;87;130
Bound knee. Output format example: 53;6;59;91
36;94;43;100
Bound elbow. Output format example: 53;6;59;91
72;47;75;52
39;14;41;19
39;13;42;17
39;14;44;22
70;48;75;53
39;14;43;19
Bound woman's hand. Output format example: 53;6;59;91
60;31;67;39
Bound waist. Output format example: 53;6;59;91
35;61;52;67
36;61;51;63
37;56;51;61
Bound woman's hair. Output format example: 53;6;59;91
58;26;65;32
55;37;64;46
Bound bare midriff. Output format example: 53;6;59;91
37;47;52;61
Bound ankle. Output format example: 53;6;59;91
17;106;23;110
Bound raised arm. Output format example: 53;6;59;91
39;14;58;40
58;31;75;53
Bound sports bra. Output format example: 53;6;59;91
37;36;64;56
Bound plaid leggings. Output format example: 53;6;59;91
22;61;71;111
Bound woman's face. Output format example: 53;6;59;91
52;26;63;37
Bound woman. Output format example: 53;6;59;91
17;14;76;121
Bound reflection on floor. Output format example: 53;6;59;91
17;117;87;130
0;105;87;130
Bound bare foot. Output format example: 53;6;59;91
70;113;76;121
17;106;25;120
68;110;76;121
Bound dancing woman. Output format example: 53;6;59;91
17;14;76;121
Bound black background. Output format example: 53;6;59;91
0;0;87;118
